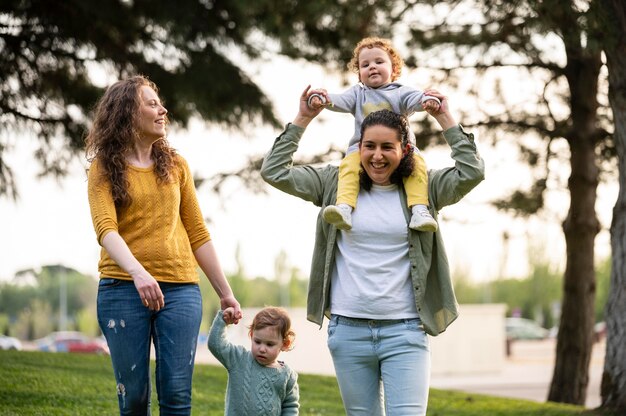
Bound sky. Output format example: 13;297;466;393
0;57;617;283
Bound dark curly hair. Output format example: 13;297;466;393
85;75;177;208
359;110;415;191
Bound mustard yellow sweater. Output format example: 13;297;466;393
88;155;210;283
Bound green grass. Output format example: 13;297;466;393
0;350;614;415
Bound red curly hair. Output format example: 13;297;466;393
348;37;405;83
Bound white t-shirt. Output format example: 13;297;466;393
330;184;419;320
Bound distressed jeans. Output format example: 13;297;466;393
327;314;431;416
97;279;202;416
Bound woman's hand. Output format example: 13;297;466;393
293;85;325;128
133;271;165;311
101;231;165;311
220;296;242;324
423;89;457;131
423;89;447;115
307;88;330;110
221;306;242;324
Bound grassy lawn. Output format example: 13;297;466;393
0;350;613;415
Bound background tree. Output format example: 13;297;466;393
596;0;626;411
398;0;612;405
0;0;399;199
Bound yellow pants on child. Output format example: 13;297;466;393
336;150;429;208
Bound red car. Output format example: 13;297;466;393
35;331;109;355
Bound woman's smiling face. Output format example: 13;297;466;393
137;85;168;142
359;124;409;186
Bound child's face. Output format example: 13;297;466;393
358;47;393;88
251;326;286;367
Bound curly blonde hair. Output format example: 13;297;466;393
248;306;296;351
347;37;404;82
85;75;177;208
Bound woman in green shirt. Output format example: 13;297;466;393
261;86;484;415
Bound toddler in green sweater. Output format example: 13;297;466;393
208;307;300;415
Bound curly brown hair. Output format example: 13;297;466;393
248;306;296;351
85;75;177;208
347;37;404;83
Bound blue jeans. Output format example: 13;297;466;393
327;315;431;416
97;279;202;416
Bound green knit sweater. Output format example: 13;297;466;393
208;311;299;415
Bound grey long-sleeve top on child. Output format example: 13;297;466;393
327;82;430;148
208;310;300;416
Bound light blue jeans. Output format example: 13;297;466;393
97;279;202;416
327;314;431;416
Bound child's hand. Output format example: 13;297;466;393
423;89;448;115
222;307;241;324
295;86;326;127
221;296;242;324
422;98;440;112
422;89;456;130
307;89;330;110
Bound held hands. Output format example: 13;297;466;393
307;89;330;110
423;89;456;131
421;96;441;113
133;272;165;311
221;297;243;324
293;85;326;128
222;306;243;325
422;89;448;115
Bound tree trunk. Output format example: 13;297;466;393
547;46;602;404
548;141;600;404
598;0;626;412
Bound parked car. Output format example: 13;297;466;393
546;321;606;342
0;335;23;350
35;331;109;355
505;317;549;340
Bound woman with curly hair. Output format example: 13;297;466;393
86;75;242;415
